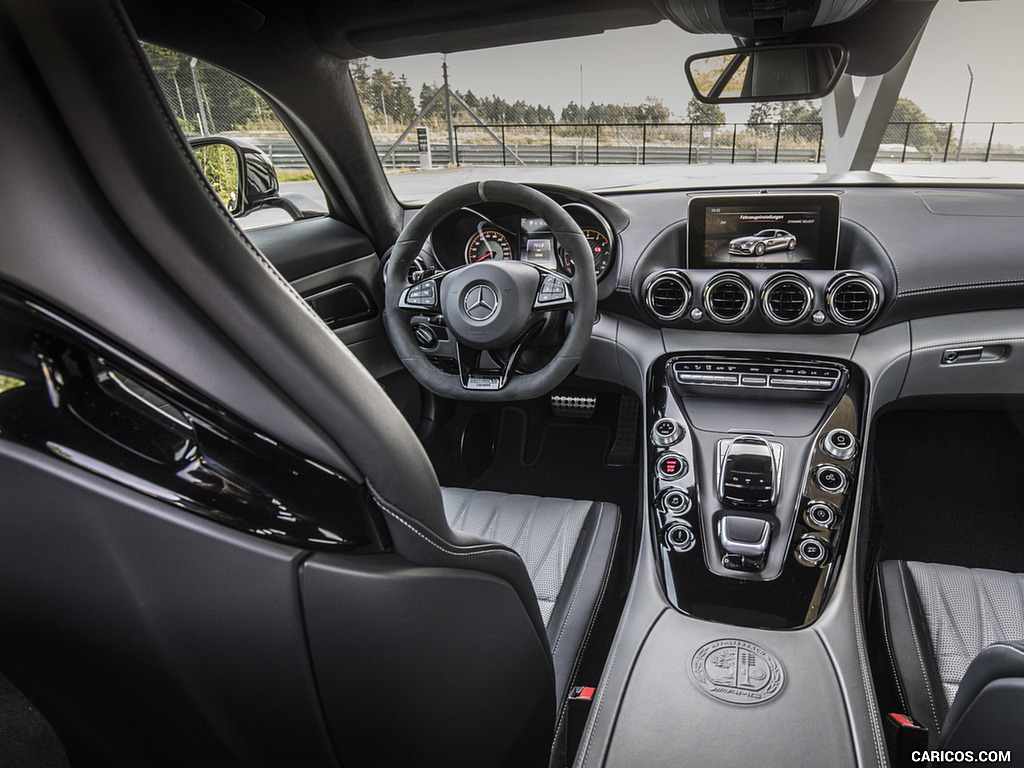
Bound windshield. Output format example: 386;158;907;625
351;3;1024;203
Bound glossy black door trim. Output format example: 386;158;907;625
0;282;384;552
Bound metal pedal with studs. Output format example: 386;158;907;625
551;392;597;419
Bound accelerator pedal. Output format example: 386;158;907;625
607;394;639;465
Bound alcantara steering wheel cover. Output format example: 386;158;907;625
383;181;597;401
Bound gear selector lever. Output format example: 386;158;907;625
717;435;782;508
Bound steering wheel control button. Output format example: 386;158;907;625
806;503;838;529
400;280;438;309
796;536;830;567
534;274;573;310
664;523;695;553
822;428;857;461
657;453;689;481
651;418;684;447
660;490;691;516
814;465;848;495
412;324;438;350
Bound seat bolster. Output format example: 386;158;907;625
942;641;1024;747
877;560;947;740
546;501;620;700
370;485;549;646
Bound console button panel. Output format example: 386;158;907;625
648;353;865;629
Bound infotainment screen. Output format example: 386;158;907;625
687;194;840;270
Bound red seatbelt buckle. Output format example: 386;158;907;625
569;685;595;701
884;712;928;768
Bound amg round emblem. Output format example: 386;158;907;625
463;284;499;321
690;639;785;705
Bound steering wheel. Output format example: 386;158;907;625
384;181;597;401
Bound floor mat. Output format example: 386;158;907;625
471;406;638;512
874;409;1024;572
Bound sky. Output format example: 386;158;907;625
364;0;1024;127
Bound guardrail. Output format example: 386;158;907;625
242;122;1024;172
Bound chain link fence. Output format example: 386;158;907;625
143;46;1024;178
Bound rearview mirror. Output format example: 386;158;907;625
685;43;848;104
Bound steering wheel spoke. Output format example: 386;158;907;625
455;323;544;392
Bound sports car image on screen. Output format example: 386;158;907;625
728;230;797;256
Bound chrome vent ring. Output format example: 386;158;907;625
826;273;881;326
645;271;692;321
762;274;813;325
703;273;754;324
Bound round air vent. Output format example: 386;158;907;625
644;271;692;321
762;274;813;325
703;273;753;324
826;273;880;327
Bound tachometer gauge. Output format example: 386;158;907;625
465;230;512;264
559;229;613;280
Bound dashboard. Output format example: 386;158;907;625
410;183;1024;342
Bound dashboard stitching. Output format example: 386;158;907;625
915;334;1024;351
899;279;1024;296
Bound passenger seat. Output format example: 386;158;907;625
876;560;1024;756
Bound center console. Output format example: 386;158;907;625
647;352;864;629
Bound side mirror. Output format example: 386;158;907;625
188;136;293;219
685;43;848;104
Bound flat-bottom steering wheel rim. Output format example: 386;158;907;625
383;181;598;401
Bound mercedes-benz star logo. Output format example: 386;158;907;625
463;284;499;321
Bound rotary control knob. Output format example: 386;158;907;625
814;465;848;495
796;536;830;567
659;489;691;515
822;428;857;461
651;418;684;447
806;503;838;529
664;522;695;553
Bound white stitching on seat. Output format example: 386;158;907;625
551;505;601;656
898;562;940;732
877;566;909;714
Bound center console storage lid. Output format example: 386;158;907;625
602;611;856;768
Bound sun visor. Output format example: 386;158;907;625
657;0;880;39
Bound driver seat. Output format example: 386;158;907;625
0;1;618;766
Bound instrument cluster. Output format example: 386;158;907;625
430;202;616;282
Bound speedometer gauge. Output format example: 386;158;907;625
559;229;613;280
465;230;512;264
